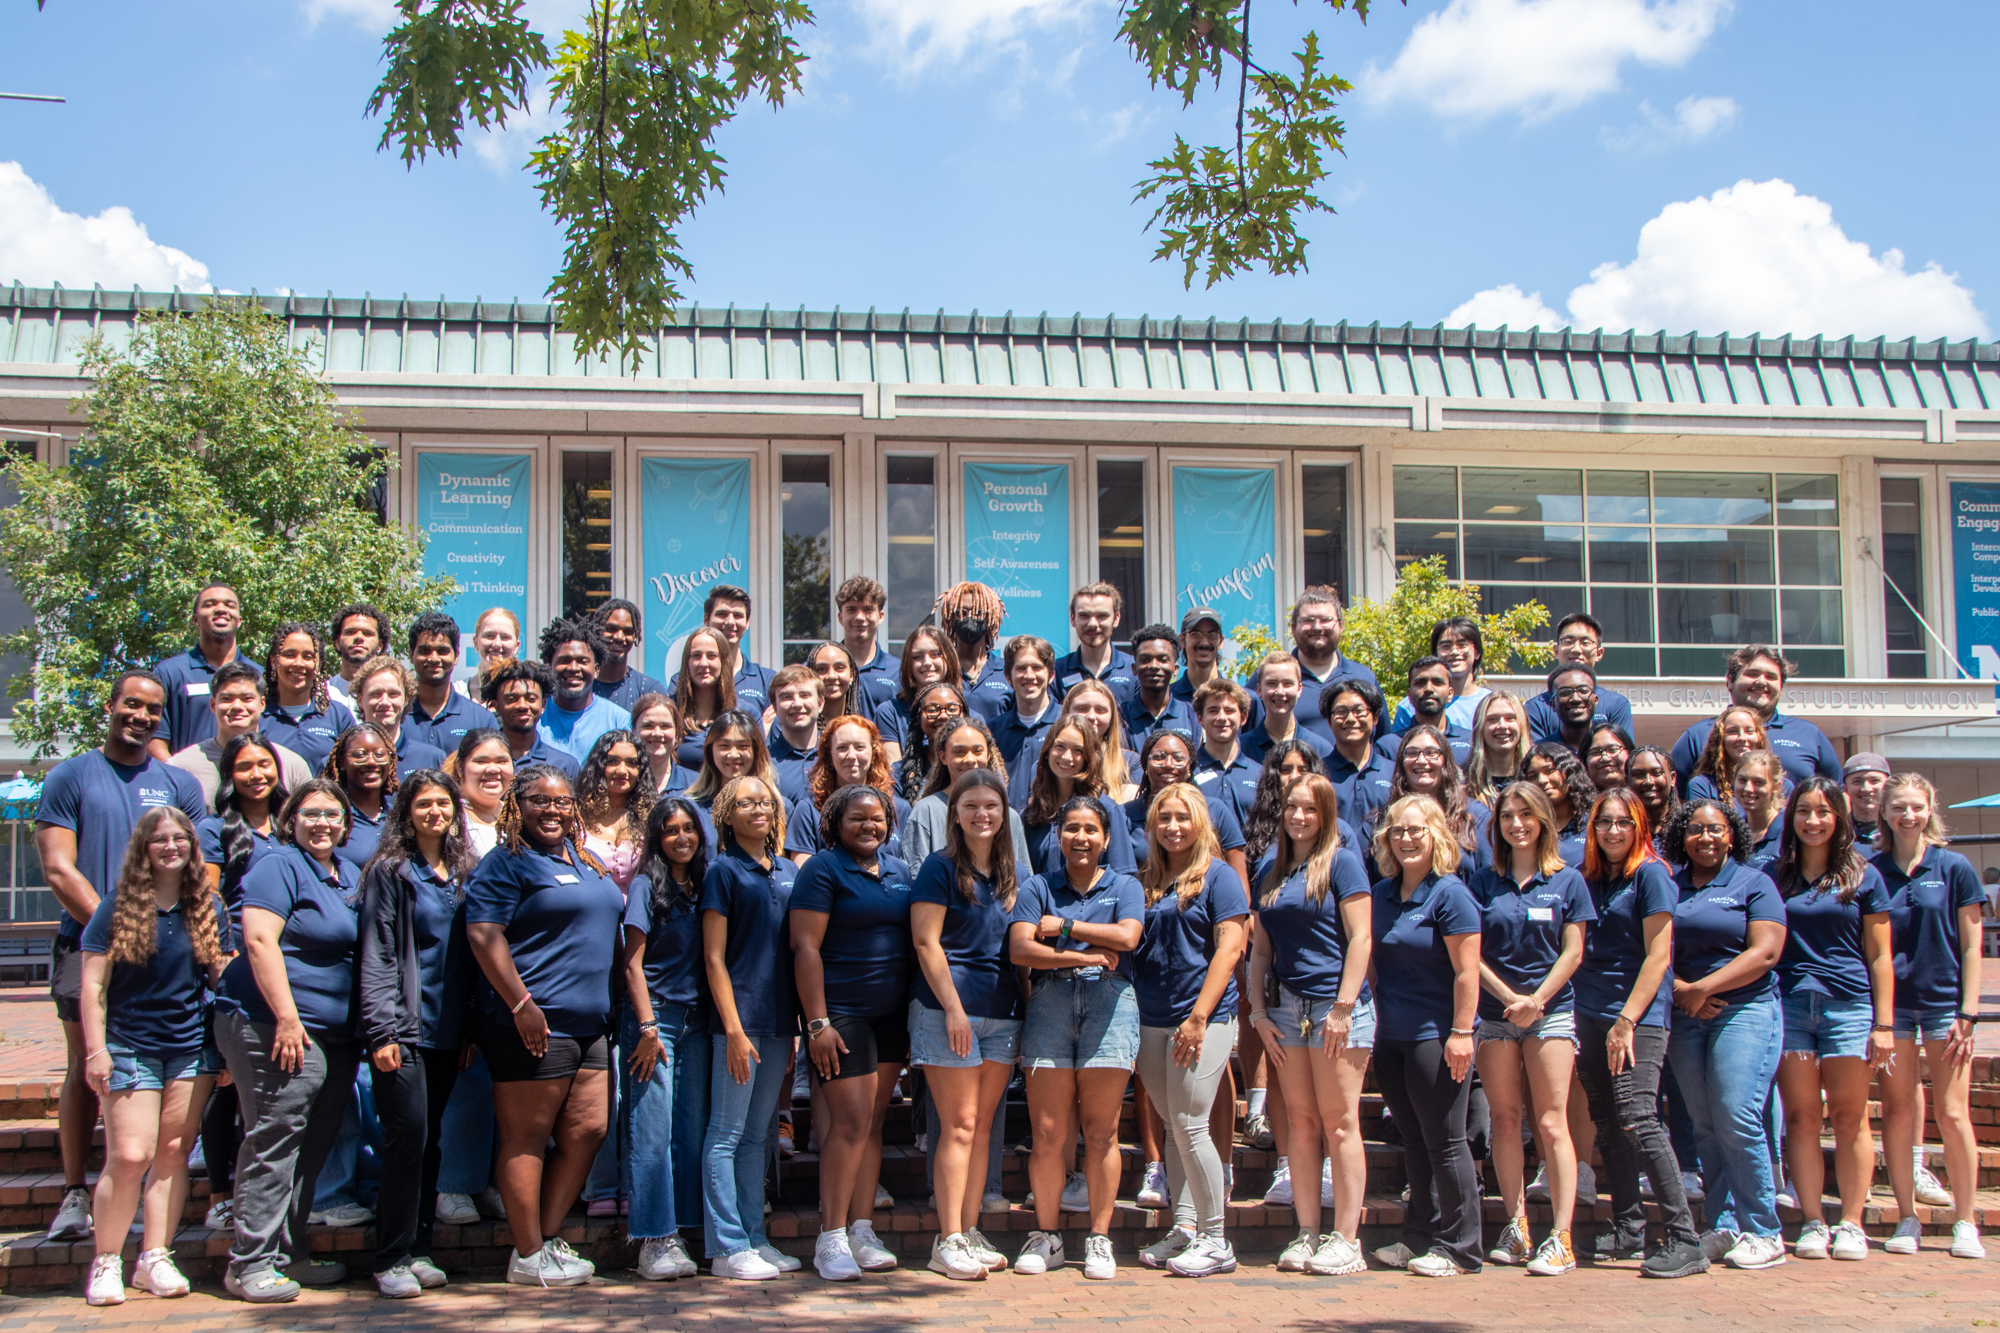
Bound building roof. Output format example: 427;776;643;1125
4;282;1998;413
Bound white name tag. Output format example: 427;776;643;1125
1062;673;1087;688
554;873;579;885
1527;906;1554;922
185;682;209;697
1194;771;1218;785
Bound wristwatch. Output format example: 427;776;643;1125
806;1017;833;1036
1059;918;1075;939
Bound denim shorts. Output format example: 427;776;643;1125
1021;970;1139;1071
1271;988;1376;1051
1475;1008;1578;1046
908;1000;1024;1069
105;1040;217;1091
1781;989;1874;1059
1893;1006;1959;1043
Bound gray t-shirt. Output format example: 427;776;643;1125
169;736;315;812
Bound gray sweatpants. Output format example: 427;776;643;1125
1135;1021;1233;1238
214;1009;361;1281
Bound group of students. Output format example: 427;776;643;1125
41;575;1987;1306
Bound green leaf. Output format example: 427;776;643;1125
1339;556;1556;710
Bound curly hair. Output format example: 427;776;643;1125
1388;724;1477;854
214;733;291;906
637;797;709;920
1659;797;1754;869
819;783;899;855
712;774;786;860
686;710;780;803
1242;737;1325;867
350;653;416;719
576;729;655;834
1771;775;1865;902
266;621;333;712
480;657;557;712
1140;782;1220;909
895;682;969;803
539;615;610;667
322;721;402;801
494;764;602;871
103;807;225;969
917;714;1005;801
813;714;898;808
943;770;1017;910
935;581;1006;641
1526;740;1596;838
364;768;479;886
1025;720;1110;825
1691;705;1768;798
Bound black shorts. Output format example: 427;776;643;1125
810;1011;910;1084
477;1017;611;1083
50;935;82;1024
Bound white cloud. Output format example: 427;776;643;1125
1366;0;1732;123
0;162;212;291
300;0;397;31
857;0;1102;73
1446;283;1564;329
1447;178;1988;340
1603;93;1738;150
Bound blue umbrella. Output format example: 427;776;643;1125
0;772;40;822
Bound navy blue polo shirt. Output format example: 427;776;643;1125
197;816;278;921
594;667;669;713
1671;859;1786;1004
153;647;263;753
851;647;901;710
465;843;624;1039
1022;803;1139;878
1325;745;1396;836
1778;865;1890;1001
658;763;696;797
783;792;908;863
673;729;708;773
261;698;356;772
1052;647;1138;704
393;730;450;781
1011;863;1145;979
961;654;1016;725
81;889;232;1055
1457;799;1496;875
338;804;385;871
1576;859;1678;1026
1006;734;1139;811
910;852;1022;1021
1192;746;1261;830
699;845;799;1038
624;874;709;1021
1292;654;1379;747
1254;848;1373;1002
511;737;582;783
1467;865;1595;1020
789;847;915;1019
1525;685;1633;747
1669;711;1840;796
218;844;361;1036
1873;846;1985;1013
38;750;209;942
1240;723;1333;768
1123;792;1247;860
1121;695;1201;753
991;703;1059;767
766;726;818;809
1371;871;1481;1042
389;858;468;1049
1169;671;1228;708
406;691;497;755
1131;861;1248;1028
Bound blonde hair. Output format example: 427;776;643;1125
1139;783;1221;909
1372;793;1461;879
1880;772;1949;849
1258;773;1344;908
1464;690;1529;806
352;653;416;717
1059;679;1132;791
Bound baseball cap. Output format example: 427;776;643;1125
1843;751;1890;776
1181;607;1223;634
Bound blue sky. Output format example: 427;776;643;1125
4;0;1995;341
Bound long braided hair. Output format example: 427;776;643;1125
577;729;655;836
495;764;605;871
214;733;290;908
266;621;333;712
895;681;968;804
104;808;225;968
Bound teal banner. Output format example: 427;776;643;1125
641;456;753;676
963;461;1070;643
1173;465;1277;635
415;451;532;668
1952;480;2000;680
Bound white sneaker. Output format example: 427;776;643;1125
1408;1248;1469;1277
1278;1229;1318;1271
1831;1221;1870;1261
435;1192;480;1225
409;1257;448;1288
375;1265;423;1299
1951;1221;1986;1260
1137;1161;1169;1208
1307;1231;1366;1276
1525;1163;1551;1202
711;1248;783;1281
980;1191;1009;1213
874;1184;895;1210
964;1227;1006;1270
1059;1172;1091;1212
1698;1229;1738;1262
1081;1233;1116;1280
1015;1230;1064;1274
814;1229;861;1281
928;1233;987;1280
84;1254;125;1306
1263;1159;1294;1206
508;1241;589;1287
755;1243;804;1273
1575;1161;1598;1202
1139;1227;1193;1268
1680;1170;1705;1202
187;1140;206;1172
1793;1219;1830;1260
1914;1158;1954;1207
133;1247;190;1297
310;1202;375;1228
1724;1233;1786;1269
1320;1157;1335;1207
845;1219;897;1271
1774;1176;1799;1211
637;1237;684;1281
1373;1241;1415;1269
545;1238;594;1281
48;1186;92;1242
1885;1216;1923;1255
1167;1234;1237;1277
204;1197;235;1231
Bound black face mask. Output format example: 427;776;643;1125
951;618;988;650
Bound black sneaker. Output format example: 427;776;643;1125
1640;1237;1711;1279
1594;1229;1647;1261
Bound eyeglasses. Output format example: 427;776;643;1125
1554;686;1596;700
521;795;575;810
917;702;958;716
1586;744;1630;759
1384;826;1429;841
1592;817;1637;832
296;809;346;824
1685;824;1732;840
146;833;193;848
1556;635;1601;650
1328;706;1372;721
1401;747;1444;761
733;799;778;812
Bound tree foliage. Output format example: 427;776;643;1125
1340;556;1556;708
0;301;456;757
358;0;1386;362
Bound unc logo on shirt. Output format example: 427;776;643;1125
138;782;178;809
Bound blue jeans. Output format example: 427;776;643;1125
702;1033;790;1258
583;1055;624;1203
619;1002;711;1239
436;1050;493;1195
1668;992;1782;1238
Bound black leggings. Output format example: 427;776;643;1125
1374;1038;1482;1270
370;1045;462;1271
202;1083;240;1195
1574;1014;1697;1246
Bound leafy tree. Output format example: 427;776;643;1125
1223;620;1284;681
358;0;1390;362
781;528;830;663
1340;556;1555;708
0;300;456;757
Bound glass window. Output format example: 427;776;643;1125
1657;587;1776;645
1778;529;1842;587
1880;477;1927;678
1589;586;1654;644
1653;528;1773;585
1460;468;1581;523
884;455;937;653
780;455;832;665
1776;474;1840;527
1395;522;1458;578
1480;583;1585;623
1461;523;1582;582
1393;465;1457;520
1780;589;1844;646
1300;463;1349;603
559;451;613;621
1598;645;1657;676
1586;470;1650;523
1586;526;1651;583
1095;459;1147;635
1652;472;1772;526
